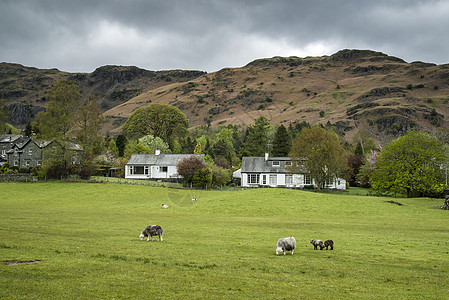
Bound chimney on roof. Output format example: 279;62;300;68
155;149;160;156
265;153;269;161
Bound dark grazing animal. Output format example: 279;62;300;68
324;240;334;250
310;239;324;250
139;225;164;241
276;236;296;255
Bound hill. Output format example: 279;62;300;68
103;49;449;141
0;62;205;127
2;49;449;141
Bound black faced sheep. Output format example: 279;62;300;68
324;240;334;250
276;236;296;255
310;239;324;250
139;225;164;241
162;204;169;209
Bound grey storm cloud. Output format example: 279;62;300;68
1;0;448;73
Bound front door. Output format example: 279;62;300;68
262;175;267;185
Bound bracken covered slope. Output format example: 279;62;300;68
2;49;448;142
103;49;449;141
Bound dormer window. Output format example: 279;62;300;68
272;161;280;167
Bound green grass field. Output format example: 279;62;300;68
1;182;448;299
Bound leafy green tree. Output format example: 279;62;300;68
371;130;446;197
289;126;347;189
122;104;189;150
108;139;119;157
0;98;8;134
241;116;270;157
272;124;292;157
34;80;82;176
138;135;171;154
123;140;152;157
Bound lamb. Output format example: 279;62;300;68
276;236;296;255
310;239;324;250
324;240;334;250
139;225;164;241
162;204;169;209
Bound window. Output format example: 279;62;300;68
161;166;168;172
269;175;277;185
25;160;30;167
284;161;292;166
37;160;42;166
14;160;18;166
28;148;33;156
272;161;280;167
285;175;293;185
304;174;311;185
248;174;260;184
129;166;134;175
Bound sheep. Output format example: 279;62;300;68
310;239;324;250
324;240;334;250
162;204;169;209
139;225;164;241
276;236;296;255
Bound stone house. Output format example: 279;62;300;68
0;135;27;162
4;135;82;169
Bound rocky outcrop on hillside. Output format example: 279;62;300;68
0;62;205;126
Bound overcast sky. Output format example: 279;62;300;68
1;0;448;73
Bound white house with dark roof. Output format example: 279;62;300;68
240;154;346;189
125;150;203;180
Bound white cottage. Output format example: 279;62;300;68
240;154;346;189
125;151;203;181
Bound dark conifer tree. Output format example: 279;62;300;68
271;124;292;157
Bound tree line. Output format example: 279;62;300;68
2;80;449;196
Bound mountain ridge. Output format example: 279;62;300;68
1;49;448;142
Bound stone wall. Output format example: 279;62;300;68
0;173;37;182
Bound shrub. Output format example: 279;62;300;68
177;156;206;184
192;168;212;187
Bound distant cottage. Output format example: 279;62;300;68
238;153;346;189
125;150;203;181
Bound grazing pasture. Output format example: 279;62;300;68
1;182;448;299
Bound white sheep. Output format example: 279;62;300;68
276;236;296;255
162;204;169;209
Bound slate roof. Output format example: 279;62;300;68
127;154;203;166
241;157;293;174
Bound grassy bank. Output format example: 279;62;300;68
1;182;448;299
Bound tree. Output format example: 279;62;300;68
192;168;213;187
34;80;82;176
289;126;347;189
0;98;8;134
272;124;292;157
138;135;171;154
123;140;152;158
241;116;270;157
115;134;127;157
75;94;104;167
194;142;202;154
122;104;189;150
176;156;206;184
371;130;446;197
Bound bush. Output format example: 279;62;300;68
192;168;212;187
177;156;206;184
